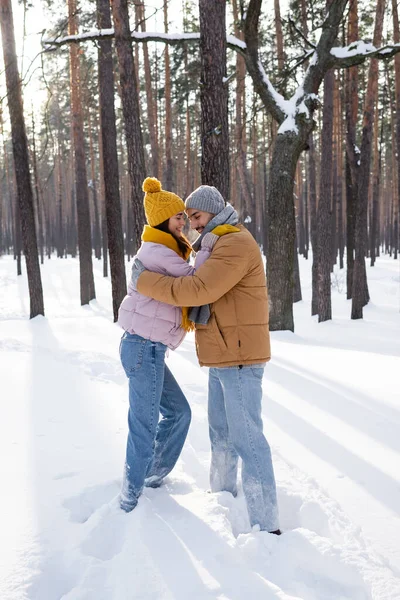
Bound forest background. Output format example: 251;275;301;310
0;0;399;331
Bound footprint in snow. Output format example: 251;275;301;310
212;485;333;540
53;471;79;481
278;487;333;538
237;528;370;600
80;497;129;561
63;480;120;523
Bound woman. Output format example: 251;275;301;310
117;177;211;512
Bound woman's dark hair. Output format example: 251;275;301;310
154;218;190;258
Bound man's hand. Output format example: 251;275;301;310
130;257;146;291
201;232;219;251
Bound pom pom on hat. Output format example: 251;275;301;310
142;177;185;227
143;177;162;194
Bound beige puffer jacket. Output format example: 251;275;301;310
137;225;271;367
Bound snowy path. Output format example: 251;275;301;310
1;255;399;599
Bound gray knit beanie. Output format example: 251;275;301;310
185;185;225;215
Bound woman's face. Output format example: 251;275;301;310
168;212;186;237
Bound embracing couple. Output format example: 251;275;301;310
117;177;281;535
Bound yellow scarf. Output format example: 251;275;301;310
141;225;194;332
142;225;192;259
211;224;241;236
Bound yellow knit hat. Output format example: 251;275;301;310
143;177;185;227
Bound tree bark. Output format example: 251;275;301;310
370;106;382;266
56;148;64;258
199;0;229;200
111;0;146;253
97;0;127;322
293;232;302;303
265;133;302;330
163;0;173;190
351;0;386;319
68;0;96;306
137;1;159;178
345;0;358;299
274;0;285;75
299;0;317;311
31;112;44;264
317;66;334;322
87;111;102;260
338;76;345;270
392;0;400;260
232;0;254;224
0;0;44;317
184;45;192;200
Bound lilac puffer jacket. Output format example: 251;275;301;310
118;242;210;350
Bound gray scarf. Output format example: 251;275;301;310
192;204;239;252
189;204;239;325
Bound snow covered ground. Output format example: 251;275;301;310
0;252;399;600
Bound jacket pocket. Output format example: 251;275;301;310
209;313;227;353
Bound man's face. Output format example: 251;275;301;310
186;208;214;234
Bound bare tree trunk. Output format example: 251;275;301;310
0;162;3;254
297;161;305;257
199;0;229;200
262;113;268;255
338;76;345;270
98;125;108;278
317;65;334;322
31;112;44;264
252;106;262;245
137;2;159;178
1;114;19;270
303;161;309;260
111;0;146;253
370;106;382;266
0;0;44;317
14;189;22;275
56;148;64;258
345;0;358;299
232;0;253;222
184;46;192;199
97;0;127;321
331;74;339;269
68;0;96;305
351;0;386;319
163;0;173;190
274;0;285;75
386;65;399;261
299;0;318;314
293;232;302;303
265;134;302;330
87;111;102;260
392;0;400;260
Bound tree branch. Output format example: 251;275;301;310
331;41;400;67
287;18;316;50
43;29;246;55
243;0;285;124
302;0;349;95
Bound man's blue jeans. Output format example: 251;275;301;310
119;332;191;511
208;365;279;532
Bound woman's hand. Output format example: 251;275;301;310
201;232;219;251
130;258;146;291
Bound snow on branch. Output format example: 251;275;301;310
42;29;246;55
331;41;400;66
243;0;285;125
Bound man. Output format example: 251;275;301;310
133;185;280;534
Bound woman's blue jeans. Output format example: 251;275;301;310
119;332;191;512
